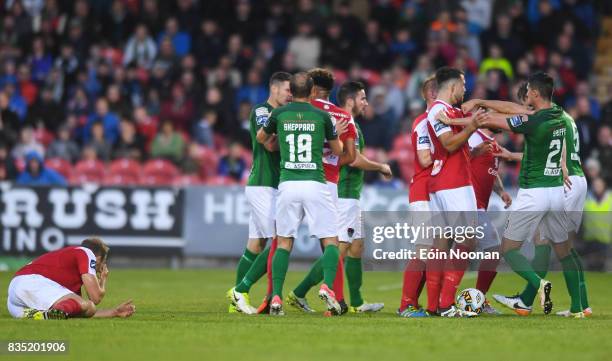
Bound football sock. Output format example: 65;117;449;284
322;244;340;288
235;248;257;286
571;248;589;309
332;256;345;301
265;238;278;298
400;259;425;310
425;248;447;312
52;298;82;316
476;257;499;294
504;248;542;291
519;244;551;307
293;256;323;298
416;271;426;299
560;254;582;313
439;245;470;309
271;248;290;298
235;247;270;293
345;256;364;307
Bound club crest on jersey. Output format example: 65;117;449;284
255;107;270;126
90;259;96;270
509;115;524;127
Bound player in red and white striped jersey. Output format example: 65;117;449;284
7;238;135;319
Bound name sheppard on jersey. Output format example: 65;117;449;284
284;123;315;131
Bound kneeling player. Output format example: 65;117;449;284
7;238;135;319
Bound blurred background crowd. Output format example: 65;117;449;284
0;0;611;192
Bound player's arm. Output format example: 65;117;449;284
463;99;534;115
493;144;523;162
256;110;278;144
436;109;487;153
92;300;136;318
325;114;344;156
493;175;512;209
417;149;432;168
470;141;493;158
350;149;392;178
561;138;572;190
338;138;356;166
436;111;472;127
82;264;107;305
263;134;279;152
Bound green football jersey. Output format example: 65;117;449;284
247;102;281;188
562;111;585;177
338;123;365;199
506;104;567;188
263;101;336;184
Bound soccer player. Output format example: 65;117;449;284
256;72;344;316
399;76;436;317
228;71;291;314
485;83;591;317
7;238;135;319
467;72;589;317
284;68;357;315
423;66;486;318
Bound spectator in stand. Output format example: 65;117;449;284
84;98;119;145
235;69;266;111
390;27;418;67
194;19;224;69
0;141;18;180
157;17;190;57
28;37;53;85
5;83;27;120
17;151;66;186
287;21;320;70
581;177;612;271
217;142;246;182
27;87;64;133
11;125;44;160
87;121;112;161
159;83;194;133
16;64;37;105
359;20;390;71
594;125;612;185
106;84;131;117
573;97;598;159
181;142;203;175
321;20;354;70
46;125;80;163
113;118;145;161
54;44;79;85
358;92;393;151
479;43;513;80
0;90;20;146
192;109;216;148
123;23;157;69
151;120;185;165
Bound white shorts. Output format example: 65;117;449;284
409;201;433;246
429;185;478;230
565;175;587;233
245;186;277;239
276;180;339;239
337;198;363;243
7;274;74;318
503;186;568;244
476;209;500;250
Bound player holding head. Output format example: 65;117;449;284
468;72;590;317
228;71;291;314
399;76;437;317
256;72;345;316
7;238;135;319
284;68;357;315
423;66;488;317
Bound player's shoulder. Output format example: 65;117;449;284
73;246;96;260
411;112;428;132
253;102;273;126
427;102;448;120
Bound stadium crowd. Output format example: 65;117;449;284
0;0;611;191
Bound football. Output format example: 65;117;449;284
456;288;485;314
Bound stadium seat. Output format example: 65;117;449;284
173;174;203;186
141;159;180;186
205;175;237;186
107;158;142;185
199;147;220;180
71;160;106;185
45;158;72;179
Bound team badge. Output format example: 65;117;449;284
90;259;96;270
255;107;270;126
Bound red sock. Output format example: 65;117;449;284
265;237;278;298
332;256;345;302
400;259;425;311
52;298;82;316
476;257;499;294
439;245;471;309
425;248;447;313
417;271;426;299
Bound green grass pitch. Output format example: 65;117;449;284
1;269;611;361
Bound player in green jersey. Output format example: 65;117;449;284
228;72;291;314
465;72;589;318
256;72;345;316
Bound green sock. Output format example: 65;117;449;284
571;248;589;309
519;244;551;307
322;245;340;288
235;247;270;293
293;256;323;298
272;248;290;298
560;254;582;313
235;248;257;286
345;256;364;307
504;249;542;291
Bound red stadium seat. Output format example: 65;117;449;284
199;147;220;180
173;174;203;186
205;175;237;186
45;158;72;179
107;159;142;185
71;160;106;184
141;159;180;186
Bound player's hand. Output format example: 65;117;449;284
492;145;512;161
564;174;573;191
436;111;453;125
265;134;279;152
470;109;488;128
114;299;136;318
100;264;109;280
462;99;482;113
500;191;512;209
335;120;348;136
472;141;493;158
379;163;393;180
